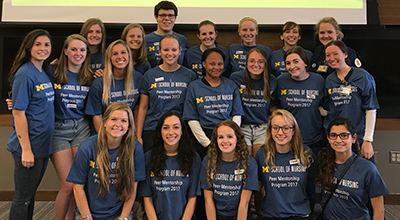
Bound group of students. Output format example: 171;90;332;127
6;0;389;220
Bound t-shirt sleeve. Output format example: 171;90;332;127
188;153;202;197
66;142;91;184
183;84;199;121
231;81;244;116
361;71;379;110
134;141;146;182
254;148;265;181
139;74;150;95
365;164;389;198
12;71;33;111
244;157;259;191
85;78;103;116
306;147;319;181
200;157;211;190
138;152;153;197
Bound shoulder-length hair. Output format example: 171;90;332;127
262;109;311;168
243;48;271;100
102;40;134;105
80;18;106;57
54;34;93;86
315;118;360;190
314;17;344;41
96;102;136;201
150;112;195;177
121;23;148;67
206;120;250;187
9;29;52;84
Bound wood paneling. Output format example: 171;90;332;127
378;0;400;25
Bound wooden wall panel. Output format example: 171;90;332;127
378;0;400;25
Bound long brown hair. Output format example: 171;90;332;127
243;48;271;100
80;18;106;56
54;34;93;86
96;102;136;201
121;23;148;67
262;109;312;168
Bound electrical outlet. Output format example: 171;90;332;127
389;151;400;164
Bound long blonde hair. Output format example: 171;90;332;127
263;109;311;168
54;34;92;86
96;102;136;201
102;40;134;105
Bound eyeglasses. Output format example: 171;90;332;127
327;132;351;140
271;125;293;134
157;14;176;19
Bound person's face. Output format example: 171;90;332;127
217;125;237;157
246;51;265;78
155;9;176;33
87;24;102;46
111;43;130;70
281;26;300;47
126;27;143;50
159;38;181;66
161;115;182;149
325;45;348;69
30;35;51;63
285;53;308;80
328;125;356;155
197;24;217;48
271;115;294;149
65;39;87;69
318;22;338;46
105;109;129;140
202;52;224;79
239;20;257;45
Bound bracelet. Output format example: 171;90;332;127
81;214;91;220
118;217;128;220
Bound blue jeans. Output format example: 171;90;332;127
9;153;49;220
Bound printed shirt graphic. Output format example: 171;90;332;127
90;50;105;73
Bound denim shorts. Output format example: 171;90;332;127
53;117;90;153
241;123;268;146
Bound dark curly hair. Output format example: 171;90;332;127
315;118;360;190
150;111;195;177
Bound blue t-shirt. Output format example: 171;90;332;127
230;70;277;125
183;44;229;78
90;50;105;73
139;151;201;220
228;43;272;72
270;48;313;77
200;156;258;217
277;73;325;145
255;146;318;218
321;153;389;220
66;135;145;219
324;68;379;141
7;61;55;158
140;66;196;130
53;70;90;121
134;62;151;75
183;77;244;130
145;32;189;67
85;71;142;116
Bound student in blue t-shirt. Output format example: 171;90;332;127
146;1;189;67
183;48;243;159
230;48;277;157
137;35;196;153
80;18;107;73
270;21;313;77
139;112;201;220
324;41;378;162
7;29;55;220
255;109;318;219
121;23;151;75
316;118;388;220
200;120;258;220
183;20;229;78
229;17;272;73
86;40;142;133
67;102;145;220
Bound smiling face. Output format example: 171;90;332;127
161;115;182;150
281;26;300;47
159;37;181;66
126;27;143;51
239;20;257;46
318;22;338;46
198;24;217;49
217;125;237;158
271;115;294;150
246;51;265;79
155;9;176;34
105;109;129;141
285;53;308;80
86;24;102;46
203;52;224;79
64;39;87;69
111;43;129;71
325;44;348;70
30;35;51;63
328;125;356;155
